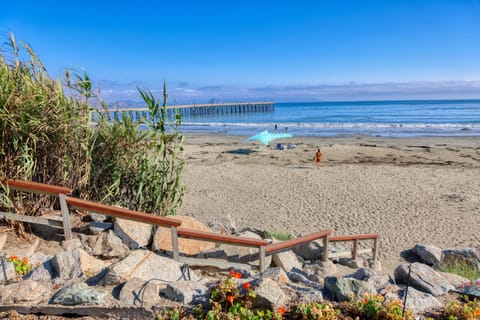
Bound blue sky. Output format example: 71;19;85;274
1;0;480;102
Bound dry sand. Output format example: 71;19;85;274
178;134;480;272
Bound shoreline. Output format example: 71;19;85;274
179;134;480;273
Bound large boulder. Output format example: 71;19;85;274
401;287;442;314
114;218;153;249
346;268;391;289
413;244;442;266
79;230;129;258
51;249;84;280
103;249;197;285
77;248;110;277
118;277;163;307
324;276;377;301
438;271;470;288
0;279;51;304
292;240;324;261
251;278;294;309
394;262;454;296
163;280;209;305
152;216;216;255
218;231;271;266
271;243;302;272
51;282;106;305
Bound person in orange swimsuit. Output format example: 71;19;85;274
314;148;322;168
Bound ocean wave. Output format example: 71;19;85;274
181;122;480;129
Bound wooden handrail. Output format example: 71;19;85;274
329;234;379;242
0;178;72;196
66;196;182;227
177;228;269;247
265;229;331;254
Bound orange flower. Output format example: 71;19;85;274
244;282;251;290
22;257;28;264
227;295;235;304
278;306;286;315
474;308;480;316
235;272;242;279
8;255;18;261
229;269;236;277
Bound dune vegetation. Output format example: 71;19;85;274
0;34;185;224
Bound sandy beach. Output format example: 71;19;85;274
178;134;480;272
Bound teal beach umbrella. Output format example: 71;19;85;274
245;130;293;145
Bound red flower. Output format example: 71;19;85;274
229;269;236;277
235;272;242;279
227;295;235;304
244;282;251;290
364;298;369;303
278;306;286;315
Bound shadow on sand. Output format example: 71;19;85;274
225;148;259;155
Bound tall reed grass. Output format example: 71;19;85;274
0;34;185;219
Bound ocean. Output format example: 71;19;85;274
178;99;480;138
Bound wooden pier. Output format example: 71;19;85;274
96;101;275;121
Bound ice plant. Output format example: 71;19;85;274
244;282;251;290
278;306;285;315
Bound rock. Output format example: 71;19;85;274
62;238;83;251
401;287;442;314
208;214;236;234
413;244;442;266
79;230;129;258
304;260;337;277
2;259;17;282
324;276;377;301
77;248;109;277
287;271;322;290
118;277;163;307
51;249;84;280
114;218;152;249
438;271;470;288
367;259;382;272
346;268;391;289
218;231;271;266
163;280;208;305
89;221;113;235
4;237;39;257
271;244;302;272
25;259;56;281
90;212;107;222
394;262;454;296
103;249;196;285
443;247;480;260
442;250;480;271
251;278;294;309
292;240;324;261
455;285;480;299
257;267;289;284
338;257;364;269
289;284;324;303
0;279;51;304
152;216;216;255
51;282;106;305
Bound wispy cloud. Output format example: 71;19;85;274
94;80;480;104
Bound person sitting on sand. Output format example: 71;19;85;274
314;148;322;168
